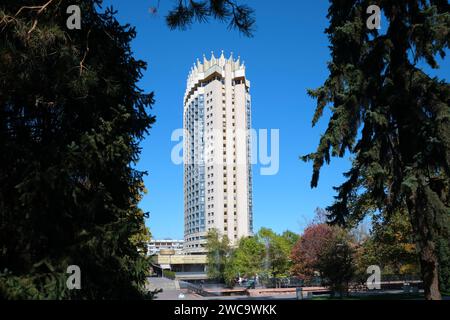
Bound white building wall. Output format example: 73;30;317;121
183;52;253;254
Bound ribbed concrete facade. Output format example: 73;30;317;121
183;52;253;254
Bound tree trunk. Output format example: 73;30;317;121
417;242;441;300
407;186;442;300
386;4;444;299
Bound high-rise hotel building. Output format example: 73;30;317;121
183;52;253;254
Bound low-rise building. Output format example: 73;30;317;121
148;239;184;256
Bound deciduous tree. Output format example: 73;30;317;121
228;236;265;278
317;227;355;298
206;229;232;283
291;224;334;280
257;228;292;278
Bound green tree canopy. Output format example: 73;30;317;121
205;229;232;283
368;210;419;274
206;228;299;286
228;236;265;278
256;228;293;278
280;230;300;248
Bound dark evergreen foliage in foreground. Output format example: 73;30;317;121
0;0;254;299
165;0;255;37
0;0;155;299
304;0;449;299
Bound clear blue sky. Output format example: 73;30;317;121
103;0;449;240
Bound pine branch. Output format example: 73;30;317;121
79;29;92;76
1;0;57;32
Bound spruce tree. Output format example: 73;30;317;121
304;0;449;299
0;0;254;299
0;0;156;299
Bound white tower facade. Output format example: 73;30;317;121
183;51;253;254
